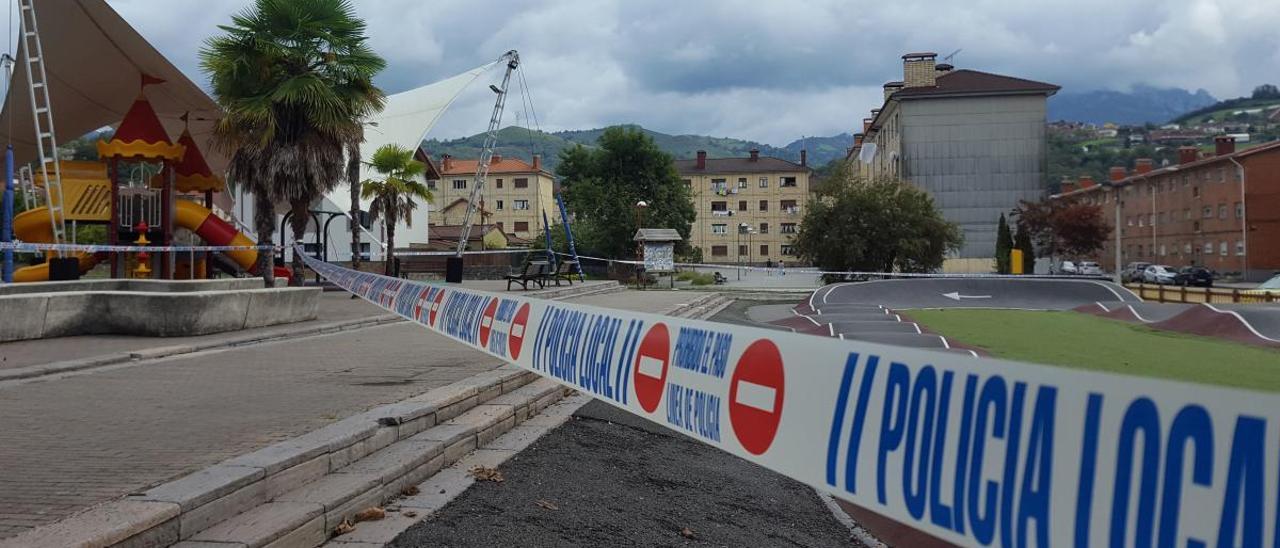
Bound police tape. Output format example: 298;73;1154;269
0;241;280;253
562;252;1094;280
299;249;1280;547
391;248;536;257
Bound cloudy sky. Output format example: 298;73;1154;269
106;0;1280;146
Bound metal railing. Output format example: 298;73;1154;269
1125;283;1278;304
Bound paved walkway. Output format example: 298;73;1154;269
0;287;706;540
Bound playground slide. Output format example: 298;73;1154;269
9;201;262;282
11;208;99;283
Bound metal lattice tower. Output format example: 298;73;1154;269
18;0;67;256
455;50;519;257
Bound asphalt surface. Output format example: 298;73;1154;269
388;400;861;548
1211;304;1280;340
812;278;1139;311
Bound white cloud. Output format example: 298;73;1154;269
105;0;1280;145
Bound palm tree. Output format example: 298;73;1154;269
201;0;386;286
362;144;432;275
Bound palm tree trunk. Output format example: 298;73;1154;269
289;200;310;286
347;140;362;273
384;211;396;277
253;191;276;288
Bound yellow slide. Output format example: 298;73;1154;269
11;207;99;283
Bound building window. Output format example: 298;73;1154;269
1202;206;1213;218
514;221;529;233
759;244;768;256
711;245;728;257
711;201;728;212
1236;202;1244;219
780;223;797;234
513;199;530;210
1159;244;1167;256
711;178;727;193
1127;217;1134;227
495;178;503;189
1193;221;1201;232
1183;243;1192;255
513;178;529;189
1219;242;1228;256
759;177;768;188
682;178;692;188
738;244;748;255
780;176;798;188
781;200;798;214
759;223;769;234
1217;204;1226;219
427;180;437;190
1138;216;1144;227
781;244;796;256
1184;208;1191;220
1204;242;1213;254
1192;186;1200;197
712;224;727;235
1236;241;1245;256
1182;175;1189;187
452;179;467;190
496;200;504;210
759;200;768;211
738;177;748;189
738;200;747;212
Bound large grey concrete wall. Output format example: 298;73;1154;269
900;95;1048;258
0;288;319;342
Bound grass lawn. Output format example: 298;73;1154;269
908;309;1280;392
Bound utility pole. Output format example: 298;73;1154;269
448;50;519;283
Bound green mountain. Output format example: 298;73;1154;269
421;125;848;173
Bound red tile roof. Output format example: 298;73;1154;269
438;157;548;176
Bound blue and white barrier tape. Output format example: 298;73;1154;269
299;247;1280;548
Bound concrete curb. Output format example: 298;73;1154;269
0;366;551;548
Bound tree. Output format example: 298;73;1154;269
1014;222;1035;274
1252;84;1280;100
361;144;431;275
995;213;1013;274
347;139;363;277
558;127;696;259
201;0;386;286
1013;198;1109;260
794;167;962;273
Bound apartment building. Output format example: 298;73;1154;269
849;52;1059;270
1052;137;1280;280
427;153;557;240
674;150;811;264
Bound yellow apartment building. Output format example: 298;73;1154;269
674;150;812;264
427;153;557;240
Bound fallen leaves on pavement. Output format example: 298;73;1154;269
401;485;420;496
333;519;355;536
535;499;559;510
468;465;505;482
354;507;386;522
681;527;697;539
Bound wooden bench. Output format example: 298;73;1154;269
506;260;549;291
545;260;579;286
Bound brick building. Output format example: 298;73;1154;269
1052;137;1280;280
674;150;811;264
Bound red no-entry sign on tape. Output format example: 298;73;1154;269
633;323;670;413
728;339;785;455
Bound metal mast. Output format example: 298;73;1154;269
18;0;67;256
455;50;518;257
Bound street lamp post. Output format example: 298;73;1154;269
738;222;750;281
634;200;648;287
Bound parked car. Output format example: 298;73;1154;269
1121;262;1151;283
1176;266;1214;288
1078;261;1103;276
1142;264;1179;285
1054;260;1078;275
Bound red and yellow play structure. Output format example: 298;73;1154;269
11;82;276;282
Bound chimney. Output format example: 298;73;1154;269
749;149;760;162
1214;135;1236;156
800;149;807;166
862;118;873;133
935;63;954;74
853;134;864;147
695;150;706;170
1135;158;1153;174
1109;166;1127;182
1060;177;1076;194
883;81;904;102
532;154;542;171
442;153;453;172
1178;146;1198;165
902;52;938;88
490;154;502;165
1079;175;1096;189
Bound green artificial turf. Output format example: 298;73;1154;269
908;309;1280;392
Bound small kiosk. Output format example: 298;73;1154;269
633;228;681;289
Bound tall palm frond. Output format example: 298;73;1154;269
361;144;432;275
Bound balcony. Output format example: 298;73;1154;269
711;210;734;217
783;207;800;216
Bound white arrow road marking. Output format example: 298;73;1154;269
942;292;992;301
736;380;777;413
637;356;665;379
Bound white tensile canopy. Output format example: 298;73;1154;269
0;0;225;191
